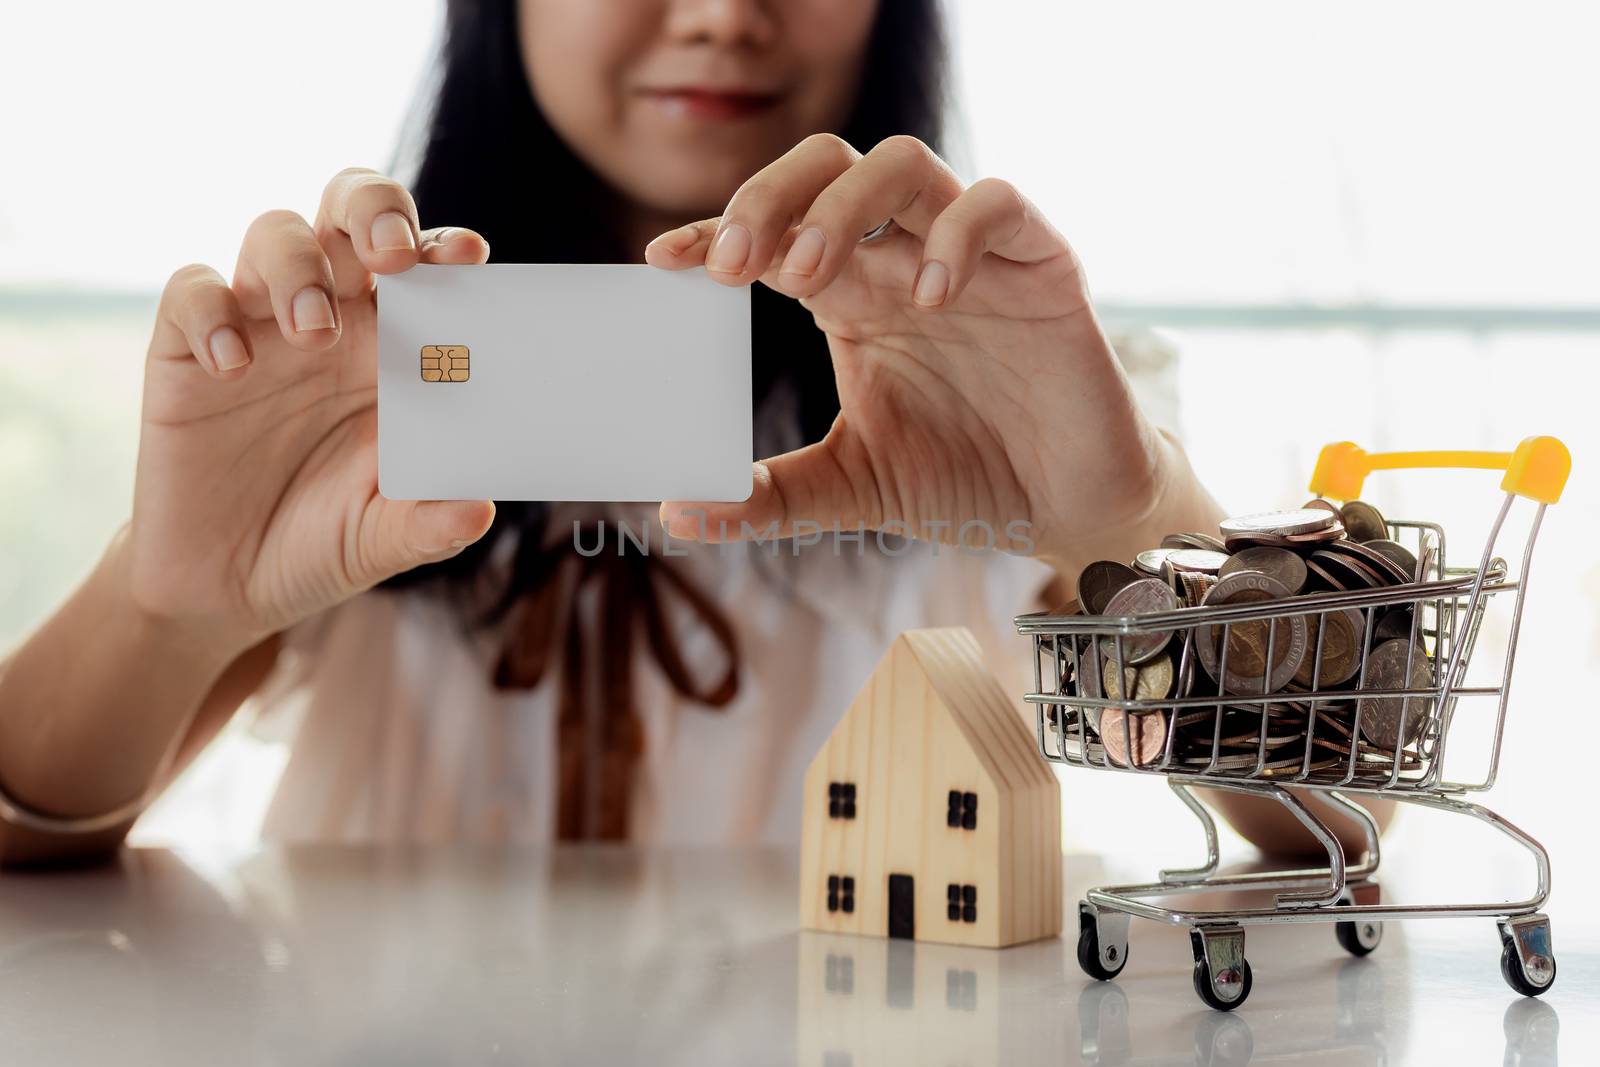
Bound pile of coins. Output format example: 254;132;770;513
1059;498;1440;779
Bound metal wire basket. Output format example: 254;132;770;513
1014;437;1570;1010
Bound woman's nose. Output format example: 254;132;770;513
663;0;779;48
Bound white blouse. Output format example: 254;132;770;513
243;329;1179;845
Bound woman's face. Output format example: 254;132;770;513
519;0;879;223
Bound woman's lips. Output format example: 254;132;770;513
640;88;781;120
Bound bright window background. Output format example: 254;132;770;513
3;2;1598;918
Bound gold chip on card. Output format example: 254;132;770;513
420;344;470;382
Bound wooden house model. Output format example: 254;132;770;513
799;627;1062;947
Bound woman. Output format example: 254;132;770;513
0;0;1373;862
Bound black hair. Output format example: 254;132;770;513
380;0;948;621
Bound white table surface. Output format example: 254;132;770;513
0;844;1592;1065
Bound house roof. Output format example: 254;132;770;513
896;628;1058;794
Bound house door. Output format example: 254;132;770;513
887;873;914;939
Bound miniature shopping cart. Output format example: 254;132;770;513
1014;437;1570;1011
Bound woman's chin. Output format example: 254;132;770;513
609;153;770;222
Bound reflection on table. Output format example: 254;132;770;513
0;846;1575;1066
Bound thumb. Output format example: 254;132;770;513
660;440;874;543
372;498;497;576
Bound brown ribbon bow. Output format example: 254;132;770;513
492;536;740;840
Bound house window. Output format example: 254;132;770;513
946;883;977;923
828;781;857;820
827;874;856;913
946;790;977;830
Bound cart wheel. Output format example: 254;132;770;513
1077;919;1128;981
1334;912;1383;957
1193;957;1253;1012
1189;925;1251;1011
1500;940;1556;997
1498;914;1556;998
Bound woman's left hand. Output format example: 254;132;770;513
645;134;1219;573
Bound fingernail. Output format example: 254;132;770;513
779;227;827;278
292;287;336;332
706;223;751;274
913;260;950;307
370;212;416;253
207;325;250;371
449;538;470;550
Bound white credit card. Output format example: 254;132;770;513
376;263;751;502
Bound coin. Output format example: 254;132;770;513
1259;755;1363;779
1075;643;1106;696
1100;578;1180;664
1051;635;1075;690
1194;571;1309;694
1098;708;1168;768
1357;639;1435;751
1364;539;1419;581
1133;547;1177;576
1220;508;1338;537
1077;560;1141;615
1048;606;1082;708
1165;548;1230;574
1323;539;1411;585
1294;606;1366;687
1283;520;1347;545
1172;751;1317;773
1340;500;1389;543
1303;555;1347;592
1281;681;1354;705
1308;711;1423;768
1374;608;1417;644
1213;722;1304;749
1308;549;1387;590
1414;542;1438;583
1162;532;1228;553
1218;546;1308;593
1315;710;1422;760
1161;559;1188;599
1172;634;1211;698
1101;653;1175;704
1176;570;1217;607
1168;709;1217;731
1303;498;1341;515
1223;530;1297;553
1073;645;1103;733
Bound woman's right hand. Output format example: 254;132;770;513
129;168;497;650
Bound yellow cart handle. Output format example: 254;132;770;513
1309;436;1570;505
